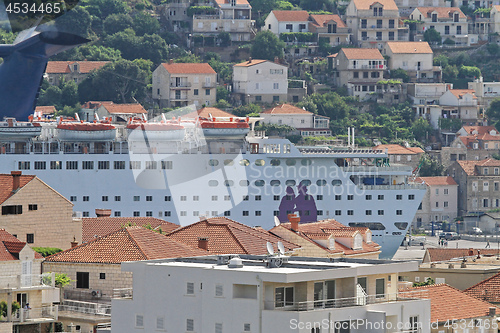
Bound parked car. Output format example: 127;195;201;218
410;236;426;246
472;227;483;234
439;232;460;240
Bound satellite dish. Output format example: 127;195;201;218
266;242;274;255
274;216;280;227
278;241;285;255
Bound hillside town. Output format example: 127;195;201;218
3;0;500;332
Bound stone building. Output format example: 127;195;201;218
413;176;458;227
44;61;109;86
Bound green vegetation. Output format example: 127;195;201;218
279;32;316;43
418;155;445;177
251;31;285;61
55;273;72;288
32;247;63;257
413;277;435;287
0;301;20;319
423;28;441;44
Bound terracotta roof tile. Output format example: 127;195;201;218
100;102;148;114
352;0;398;11
424;248;500;262
418;176;457;186
35;106;56;114
46;61;109;74
0;229;43;261
386;42;433;54
262;103;312;114
271;10;309;22
0;173;35;205
448;89;477;99
45;226;209;264
403;284;498;323
373;144;424;155
309;14;346;28
416;7;466;19
341;48;384;60
465;272;500;304
167;217;299;255
161;63;216;74
457;159;500;176
214;0;250;5
82;217;179;243
462;126;498;136
234;59;271;67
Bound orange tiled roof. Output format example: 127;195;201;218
465;272;500;304
271;10;309;22
418;176;457;186
386;41;432;54
161;62;216;74
462;126;498;136
341;48;384;60
262;103;312;115
82;217;179;243
457;158;500;176
373;144;424;155
182;107;236;119
100;102;148;114
45;226;209;264
0;229;43;261
35;106;56;114
416;7;466;19
234;59;270;67
352;0;398;11
448;89;477;99
167;217;300;255
424;248;500;262
403;284;498;323
309;14;346;28
46;61;109;74
214;0;250;5
0;173;35;205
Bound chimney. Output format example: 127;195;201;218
247;57;252;64
95;209;112;217
489;307;496;316
198;237;209;251
288;214;300;232
71;236;78;248
168;59;174;64
469;248;474;256
11;171;22;192
274;56;279;64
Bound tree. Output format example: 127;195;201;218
76;45;122;61
233;103;262;116
487;97;500;120
55;273;72;288
413;277;434;287
216;86;230;101
38;86;62;108
487;43;500;56
411;118;433;142
55;6;92;37
390;68;410;83
103;13;133;35
251;31;285;61
61;81;79;107
423;28;441;44
418;155;445;177
442;65;458;81
133;12;160;36
217;32;231;47
458;65;481;79
83;0;130;19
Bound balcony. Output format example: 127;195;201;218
58;300;112;319
169;82;191;89
0;305;58;324
0;273;55;290
170;95;189;101
113;288;133;299
202;82;217;88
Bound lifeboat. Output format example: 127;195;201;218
57;122;116;141
0;118;41;141
126;122;185;141
199;117;250;139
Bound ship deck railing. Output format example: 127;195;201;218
341;165;413;173
357;183;427;190
299;147;385;155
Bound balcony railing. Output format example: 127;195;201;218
113;288;133;299
169;82;191;88
0;273;55;289
202;82;216;88
59;301;111;317
0;305;58;323
265;290;428;311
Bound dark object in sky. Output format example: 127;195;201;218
0;27;88;120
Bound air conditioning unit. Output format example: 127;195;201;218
91;290;102;298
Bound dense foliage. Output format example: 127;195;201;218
32;247;63;257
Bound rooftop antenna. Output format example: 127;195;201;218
274;216;280;227
266;242;274;255
277;241;285;255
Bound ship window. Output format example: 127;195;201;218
114;211;121;217
301;159;312;166
146;196;153;201
396;194;402;200
164;196;171;201
335;195;341;200
165;211;171;216
332;179;342;186
146;211;153;217
378;210;384;215
243;195;249;201
394;222;408;230
335;210;341;215
35;161;46;170
146;161;157;169
349;222;386;230
274;195;280;200
378;194;384;200
285;180;296;186
396;210;403;215
115;196;121;201
114;161;125;169
130;161;141;169
50;161;62;169
134;196;140;201
82;161;94;170
240;159;250;166
239;180;249;186
243;211;249;216
317;195;323;200
270;180;281;186
271;159;281;166
224;159;234;166
255;211;262;216
316;179;326;186
209;180;219;187
254;180;265;187
347;210;354;215
209;159;219;166
134;211;140;217
161;161;173;169
286;159;296;166
224;180;234;186
66;161;78;170
18;161;30;170
98;161;110;169
366;210;372;215
102;196;108;202
408;194;415;200
255;159;265;166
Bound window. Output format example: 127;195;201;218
83;212;89;217
134;196;140;201
286;24;292;31
186;319;194;332
353;72;359;78
366;195;372;200
98;161;109;169
444;201;448;208
146;196;153;201
457;25;461;34
255;211;261;216
396;194;402;200
408;195;415;200
378;195;384;200
335;210;341;215
361;19;367;28
274;195;280;201
76;272;89;289
130;161;141;169
157;317;165;330
135;315;144;328
273;82;280;90
224;211;230;216
215;284;224;297
186;282;194;295
50;161;62;169
164;211;171;217
366;210;372;215
396;210;402;215
445;26;449;35
273;96;279;102
161;161;173;169
347;195;353;200
82;161;94;170
243;195;249;201
194;89;198;95
378;210;384;215
335;195;341;200
18;161;30;170
114;211;121;217
102;196;108;202
100;273;106;280
35;161;46;170
275;286;294;307
375;278;385;298
133;211;140;217
243;211;249;216
66;161;78;170
26;233;34;243
244;324;251;332
115;196;121;201
28;204;37;211
347;210;353;215
363;72;369;78
70;196;77;202
215;323;223;333
444;189;449;195
376;31;382;40
146;211;152;217
114;161;125;169
83;196;89;202
165;196;171;201
255;195;261;201
205;89;210;95
145;161;157;169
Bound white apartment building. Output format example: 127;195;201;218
264;10;310;35
468;76;500;108
345;0;409;49
111;255;431;333
232;59;288;104
439;89;479;122
394;0;449;16
152;61;217;109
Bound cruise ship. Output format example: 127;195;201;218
0;114;426;258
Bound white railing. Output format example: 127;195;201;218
265;290;428;311
359;183;427;190
113;288;133;299
0;273;54;289
59;302;111;316
341;165;413;173
3;305;58;323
